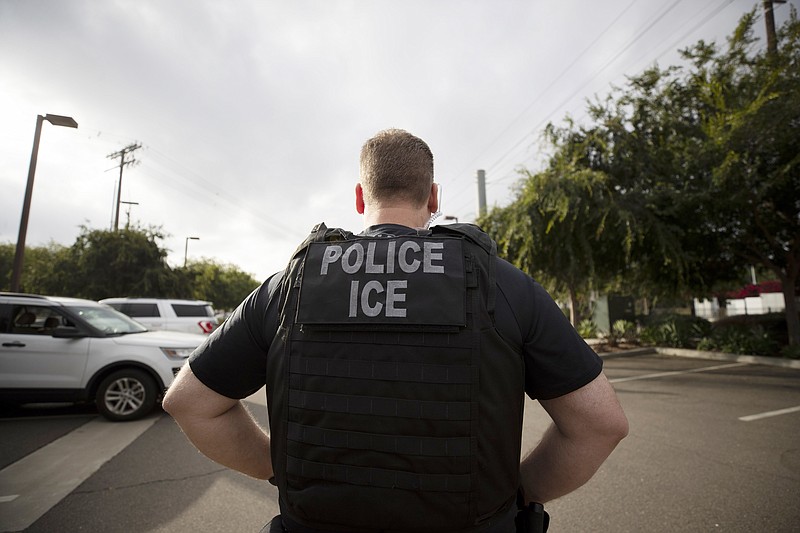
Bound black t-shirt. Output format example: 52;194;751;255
190;224;601;401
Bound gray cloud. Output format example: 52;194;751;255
1;0;788;282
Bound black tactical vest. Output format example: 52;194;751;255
266;223;525;532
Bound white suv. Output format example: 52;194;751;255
0;293;206;421
99;298;218;335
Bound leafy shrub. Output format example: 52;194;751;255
639;314;711;348
697;325;780;356
605;320;637;346
780;344;800;359
710;313;790;346
639;311;795;357
577;319;598;339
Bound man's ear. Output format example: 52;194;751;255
427;182;439;214
355;183;365;215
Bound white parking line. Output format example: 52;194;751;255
739;405;800;422
609;362;749;384
0;415;159;532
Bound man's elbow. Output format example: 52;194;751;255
161;383;183;418
613;411;630;443
162;365;193;418
579;399;629;452
162;364;240;423
589;375;629;446
602;406;629;448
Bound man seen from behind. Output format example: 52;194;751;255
163;128;629;533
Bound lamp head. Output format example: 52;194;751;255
44;114;78;128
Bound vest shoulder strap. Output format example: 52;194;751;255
299;222;495;252
430;223;496;255
292;223;354;256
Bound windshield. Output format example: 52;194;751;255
71;305;148;335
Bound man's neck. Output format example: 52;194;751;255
362;206;431;230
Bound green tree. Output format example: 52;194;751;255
2;228;261;308
20;242;73;295
690;11;800;344
66;225;187;300
0;241;74;294
481;160;628;325
481;8;800;345
0;243;13;290
182;259;260;310
556;56;738;301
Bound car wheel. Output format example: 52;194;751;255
95;369;158;421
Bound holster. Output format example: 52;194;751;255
260;516;286;533
515;490;550;533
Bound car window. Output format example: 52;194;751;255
171;304;213;317
122;303;160;317
9;305;71;335
71;305;148;335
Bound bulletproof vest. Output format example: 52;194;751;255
266;223;525;533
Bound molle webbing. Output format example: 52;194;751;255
287;390;473;420
286;457;472;493
289;356;472;384
287;422;472;457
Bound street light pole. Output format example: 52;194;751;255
184;236;199;267
10;114;78;292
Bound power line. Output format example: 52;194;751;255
495;0;738;180
139;146;304;238
488;0;687;172
448;0;749;218
443;0;643;197
80;129;310;239
451;0;749;221
444;0;688;216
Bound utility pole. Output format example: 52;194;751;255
120;200;139;228
107;143;141;231
476;169;487;218
763;0;786;57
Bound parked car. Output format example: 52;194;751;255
0;292;207;421
99;297;218;335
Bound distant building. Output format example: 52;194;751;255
694;281;787;320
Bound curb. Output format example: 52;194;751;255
597;345;800;369
653;347;800;369
597;347;657;359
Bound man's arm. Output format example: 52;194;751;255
162;364;273;480
520;372;628;504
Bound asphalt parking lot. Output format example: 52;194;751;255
538;353;800;532
1;352;799;532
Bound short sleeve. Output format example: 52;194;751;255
189;272;283;399
494;259;602;400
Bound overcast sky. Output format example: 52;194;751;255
1;0;795;284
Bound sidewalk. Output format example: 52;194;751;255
590;340;800;370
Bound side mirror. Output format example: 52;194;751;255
52;326;87;339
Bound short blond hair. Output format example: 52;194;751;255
359;129;434;207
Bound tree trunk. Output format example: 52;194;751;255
568;286;579;326
781;273;800;346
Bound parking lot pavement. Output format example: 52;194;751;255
535;353;800;533
0;415;159;532
1;352;798;532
